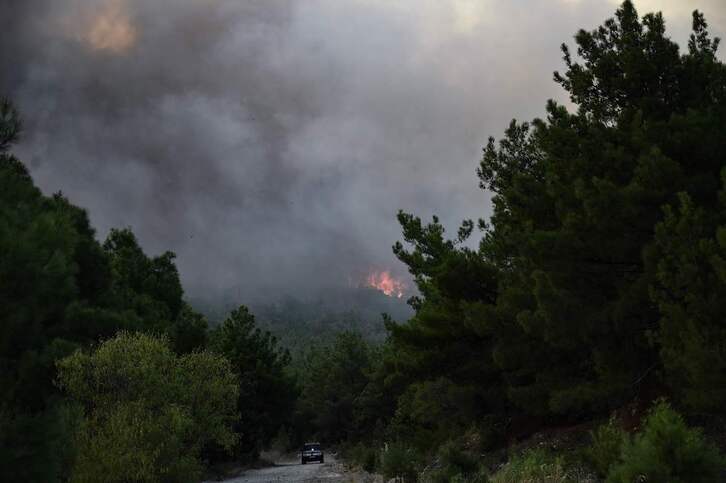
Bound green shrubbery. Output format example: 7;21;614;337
488;450;574;483
57;332;239;483
438;440;480;476
606;402;724;483
340;402;725;483
425;402;725;483
380;442;422;482
344;441;379;473
587;417;626;477
421;440;485;483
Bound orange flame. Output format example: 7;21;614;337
366;270;406;298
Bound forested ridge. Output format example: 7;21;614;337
2;2;726;481
191;289;412;355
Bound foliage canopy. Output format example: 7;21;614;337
57;332;238;483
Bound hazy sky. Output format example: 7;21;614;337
2;0;725;302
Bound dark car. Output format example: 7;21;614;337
301;442;324;464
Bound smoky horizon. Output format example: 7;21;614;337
2;0;724;305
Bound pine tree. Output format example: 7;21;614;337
390;1;726;425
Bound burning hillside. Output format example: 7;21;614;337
365;270;407;298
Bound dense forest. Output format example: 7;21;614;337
2;2;726;481
191;288;412;355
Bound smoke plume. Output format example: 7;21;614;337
1;0;723;303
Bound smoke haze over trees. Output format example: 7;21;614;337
4;0;723;304
4;1;726;482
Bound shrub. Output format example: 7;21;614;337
380;442;421;482
489;449;594;483
345;441;379;473
587;417;625;477
424;469;489;483
607;401;725;483
57;332;238;483
423;469;489;483
360;447;378;473
437;440;480;478
477;416;507;451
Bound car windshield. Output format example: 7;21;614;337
304;444;321;451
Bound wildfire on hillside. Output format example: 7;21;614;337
365;270;406;298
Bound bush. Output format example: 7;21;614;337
57;332;239;483
587;417;625;477
424;469;489;483
360;447;378;473
344;441;379;473
351;443;378;473
423;468;489;483
434;440;480;481
607;401;725;483
489;449;592;483
380;442;421;482
476;416;507;451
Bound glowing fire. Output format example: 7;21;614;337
85;0;137;53
366;270;406;298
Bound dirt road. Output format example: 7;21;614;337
212;455;377;483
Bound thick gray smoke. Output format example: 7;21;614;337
2;0;724;303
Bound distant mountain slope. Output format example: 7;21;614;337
191;287;413;353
